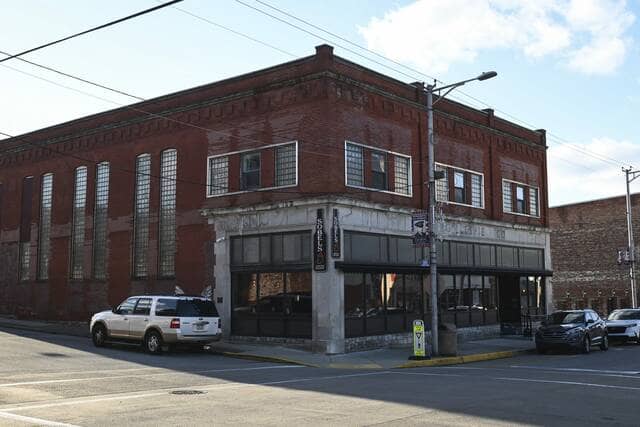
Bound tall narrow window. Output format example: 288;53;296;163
19;176;34;281
240;152;260;190
394;156;410;195
37;173;53;280
93;162;110;280
502;181;512;213
371;152;387;190
159;149;177;278
471;174;482;208
516;185;525;213
70;167;87;280
529;187;539;217
454;171;466;204
345;143;364;186
208;156;228;196
133;154;151;278
275;143;297;187
435;165;449;202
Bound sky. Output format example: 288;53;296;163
1;0;639;207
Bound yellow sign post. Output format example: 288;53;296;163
412;319;426;358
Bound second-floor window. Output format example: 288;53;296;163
241;152;260;190
70;167;87;280
37;173;53;280
502;179;540;217
345;141;412;196
435;163;483;208
133;154;151;278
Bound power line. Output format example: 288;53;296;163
0;0;183;64
234;0;634;170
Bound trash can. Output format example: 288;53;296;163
438;322;457;356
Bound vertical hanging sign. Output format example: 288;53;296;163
331;208;341;258
314;209;327;271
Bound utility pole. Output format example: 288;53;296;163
424;71;497;356
624;167;639;308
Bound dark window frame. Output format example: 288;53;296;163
241;151;261;190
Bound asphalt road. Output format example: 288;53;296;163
1;328;640;426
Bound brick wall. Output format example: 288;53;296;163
550;194;640;315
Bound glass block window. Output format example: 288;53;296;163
70;166;87;280
19;242;30;281
93;162;110;280
159;149;177;278
529;187;539;217
37;173;53;280
394;155;410;195
208;156;228;196
345;143;364;186
133;154;151;278
471;174;482;208
502;181;512;213
435;165;448;202
275;143;297;187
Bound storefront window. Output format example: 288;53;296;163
439;274;455;325
345;273;365;337
470;275;483;326
231;271;311;338
484;276;498;324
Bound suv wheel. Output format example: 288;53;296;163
144;330;163;355
582;335;591;354
600;334;609;351
92;324;107;347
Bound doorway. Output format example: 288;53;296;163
498;274;521;334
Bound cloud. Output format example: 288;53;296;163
548;137;640;206
359;0;635;75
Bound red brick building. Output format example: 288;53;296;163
0;45;551;352
550;194;639;315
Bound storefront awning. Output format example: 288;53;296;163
334;262;553;277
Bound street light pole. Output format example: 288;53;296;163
425;71;497;356
624;167;639;308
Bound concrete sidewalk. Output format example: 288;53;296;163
0;316;535;369
207;337;535;369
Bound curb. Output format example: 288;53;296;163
397;349;533;369
209;350;320;368
0;321;90;338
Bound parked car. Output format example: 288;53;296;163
535;309;608;354
90;295;221;354
605;309;640;344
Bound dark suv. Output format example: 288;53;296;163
535;310;608;354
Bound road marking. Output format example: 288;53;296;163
0;371;391;413
0;364;304;388
496;377;640;391
510;365;640;375
0;410;80;426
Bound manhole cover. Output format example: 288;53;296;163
170;390;206;395
40;352;69;358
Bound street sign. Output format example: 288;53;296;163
412;319;425;358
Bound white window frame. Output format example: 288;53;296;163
434;162;485;209
344;140;413;198
206;141;298;198
501;178;541;218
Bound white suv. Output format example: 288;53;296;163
90;295;221;354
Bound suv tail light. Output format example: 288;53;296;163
170;318;180;329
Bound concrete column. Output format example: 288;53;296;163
212;228;232;339
311;205;345;354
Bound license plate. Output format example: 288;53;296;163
194;324;205;331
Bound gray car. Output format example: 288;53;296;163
535;309;608;354
90;295;221;354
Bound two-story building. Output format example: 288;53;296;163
0;45;551;353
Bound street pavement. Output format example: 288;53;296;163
1;327;640;426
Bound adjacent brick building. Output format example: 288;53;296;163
0;45;551;353
550;194;639;315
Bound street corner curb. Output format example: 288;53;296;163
396;348;531;369
0;321;90;338
327;363;384;369
212;350;319;368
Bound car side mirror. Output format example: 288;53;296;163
112;307;118;314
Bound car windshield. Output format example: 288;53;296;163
608;310;640;320
177;299;218;317
549;312;585;324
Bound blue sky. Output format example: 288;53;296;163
1;0;639;206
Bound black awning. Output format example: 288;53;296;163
334;261;553;277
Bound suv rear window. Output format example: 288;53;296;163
177;299;219;317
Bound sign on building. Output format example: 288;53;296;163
331;208;341;258
314;209;327;271
412;211;430;247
